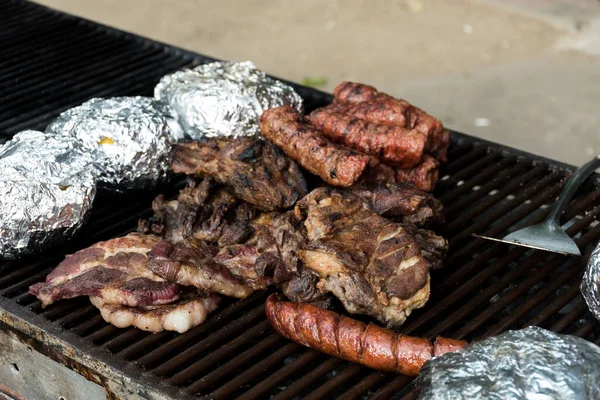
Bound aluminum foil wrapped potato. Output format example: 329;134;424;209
581;241;600;322
0;131;96;259
46;96;182;189
416;327;600;400
155;61;303;138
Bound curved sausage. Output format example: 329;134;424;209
265;294;467;376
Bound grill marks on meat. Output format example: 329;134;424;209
307;106;427;168
170;137;307;211
29;233;181;308
333;82;449;162
294;188;435;328
91;291;220;333
260;106;371;187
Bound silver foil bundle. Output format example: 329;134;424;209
0;131;96;259
416;327;600;400
154;61;303;138
582;241;600;321
46;96;182;189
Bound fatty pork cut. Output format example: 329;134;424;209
29;233;181;308
170;137;307;211
91;290;220;333
294;187;448;328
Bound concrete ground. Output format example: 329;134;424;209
35;0;600;166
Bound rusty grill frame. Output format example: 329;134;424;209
1;1;600;399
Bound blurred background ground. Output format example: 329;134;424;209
35;0;600;166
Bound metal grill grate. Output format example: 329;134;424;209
1;1;599;399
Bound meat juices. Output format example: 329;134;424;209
265;294;467;376
260;106;371;187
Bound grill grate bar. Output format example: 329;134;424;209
202;341;300;399
526;284;585;327
305;364;364;399
336;372;390;400
168;319;273;386
369;376;414;400
550;301;590;333
152;302;266;377
235;350;323;400
269;358;345;400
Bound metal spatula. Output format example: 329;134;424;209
474;155;600;256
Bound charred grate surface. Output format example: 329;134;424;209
1;1;599;399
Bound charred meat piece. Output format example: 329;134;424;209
265;294;467;376
91;290;220;333
29;233;181;308
307;107;427;168
402;224;448;270
362;155;440;192
171;137;307;211
260;105;372;187
294;187;435;328
340;182;444;226
139;178;257;247
333;82;449;162
147;239;256;298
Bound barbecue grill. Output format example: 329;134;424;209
1;1;599;399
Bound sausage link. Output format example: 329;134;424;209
259;106;371;187
307;107;427;168
265;294;467;376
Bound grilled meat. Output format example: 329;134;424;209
361;155;440;192
29;233;181;308
139;178;256;246
339;182;444;226
307;106;427;168
170;137;307;211
332;82;449;162
91;290;220;333
147;239;256;298
294;187;435;328
266;294;467;376
260;105;372;187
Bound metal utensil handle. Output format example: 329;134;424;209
547;155;600;224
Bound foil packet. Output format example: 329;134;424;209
416;327;600;400
46;96;183;190
154;61;303;138
582;240;600;321
0;131;96;259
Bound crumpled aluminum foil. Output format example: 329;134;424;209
154;61;303;138
46;96;182;189
582;241;600;321
0;131;96;259
416;327;600;400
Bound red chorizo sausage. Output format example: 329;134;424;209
265;294;467;376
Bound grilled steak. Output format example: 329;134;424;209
29;233;181;308
147;239;256;298
294;187;436;328
338;182;444;226
260;105;372;187
170;137;307;211
91;290;220;333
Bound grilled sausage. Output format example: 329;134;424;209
259;106;371;187
332;82;449;162
307;107;427;169
362;155;440;192
265;294;467;376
